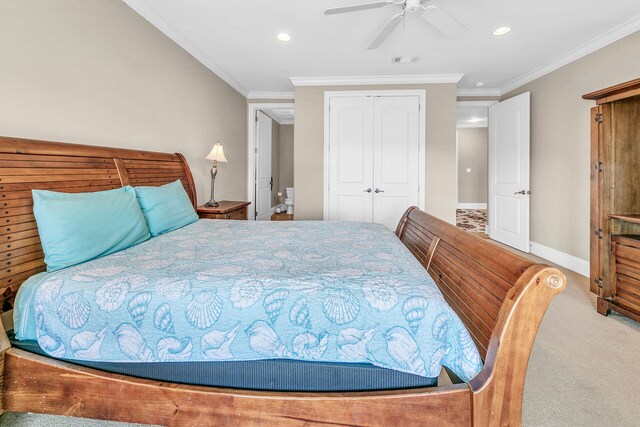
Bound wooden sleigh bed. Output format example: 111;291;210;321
0;136;565;426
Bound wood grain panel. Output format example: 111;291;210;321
397;207;533;358
0;135;197;309
0;160;115;169
0;206;33;218
0;168;118;176
0;243;42;259
3;349;473;427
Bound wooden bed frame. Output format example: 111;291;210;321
0;136;565;426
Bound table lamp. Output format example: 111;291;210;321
205;143;228;207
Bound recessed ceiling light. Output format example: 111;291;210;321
493;26;511;36
468;117;485;123
392;56;420;64
276;33;291;42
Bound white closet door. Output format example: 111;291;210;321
256;111;273;221
373;96;421;230
328;97;374;223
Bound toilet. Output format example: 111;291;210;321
284;187;294;215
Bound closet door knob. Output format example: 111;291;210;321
363;188;372;193
374;188;384;193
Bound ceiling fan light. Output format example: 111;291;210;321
492;26;511;36
276;33;292;42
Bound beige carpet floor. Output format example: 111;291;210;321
1;254;638;426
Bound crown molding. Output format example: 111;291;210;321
499;14;640;95
122;0;249;97
457;100;498;108
291;74;464;87
456;88;501;97
247;92;295;100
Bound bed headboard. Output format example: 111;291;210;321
0;136;197;311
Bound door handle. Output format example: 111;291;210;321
514;190;531;195
363;188;372;193
375;188;384;193
270;177;273;191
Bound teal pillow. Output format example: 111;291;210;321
32;186;151;272
134;180;198;237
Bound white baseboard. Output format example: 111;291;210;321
457;203;487;209
529;241;589;277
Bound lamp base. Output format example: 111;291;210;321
204;201;219;207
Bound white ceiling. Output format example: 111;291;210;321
456;102;494;127
123;0;640;96
262;108;295;125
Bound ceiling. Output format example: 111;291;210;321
123;0;640;96
456;102;494;127
262;107;295;125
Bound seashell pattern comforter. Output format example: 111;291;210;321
15;220;482;381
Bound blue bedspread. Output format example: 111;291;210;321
15;220;482;381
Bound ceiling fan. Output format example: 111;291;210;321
324;0;467;50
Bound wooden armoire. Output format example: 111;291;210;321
584;78;640;322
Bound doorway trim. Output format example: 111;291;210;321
247;102;295;220
455;99;496;227
322;90;427;220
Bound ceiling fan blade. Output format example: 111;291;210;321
367;12;404;50
325;1;391;16
422;5;467;37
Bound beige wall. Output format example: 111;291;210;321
294;84;457;223
0;0;247;203
278;125;294;194
503;31;640;260
457;128;488;204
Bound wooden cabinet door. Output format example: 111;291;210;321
590;106;603;295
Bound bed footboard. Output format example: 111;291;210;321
397;207;565;426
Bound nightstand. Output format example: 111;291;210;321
197;201;251;220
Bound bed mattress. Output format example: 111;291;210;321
14;219;482;381
10;334;437;391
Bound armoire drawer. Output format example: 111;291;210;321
611;235;640;313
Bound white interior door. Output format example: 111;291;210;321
328;97;374;223
256;111;273;221
373;96;420;230
488;92;530;252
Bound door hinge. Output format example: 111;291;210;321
595;113;603;123
594;228;603;239
595;277;604;288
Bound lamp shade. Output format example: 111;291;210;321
206;143;228;163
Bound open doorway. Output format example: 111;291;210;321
456;101;494;238
247;103;295;221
